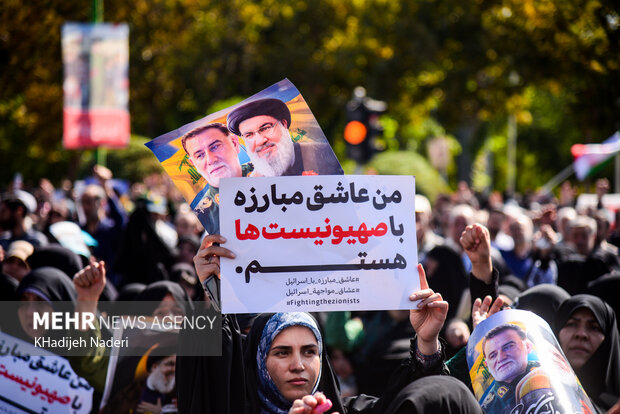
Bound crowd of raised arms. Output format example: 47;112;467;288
1;167;619;413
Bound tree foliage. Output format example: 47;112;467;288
1;0;618;192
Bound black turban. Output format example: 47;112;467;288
146;344;177;372
226;98;291;136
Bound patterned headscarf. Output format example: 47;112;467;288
256;312;323;414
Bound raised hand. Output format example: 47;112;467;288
288;392;337;414
73;258;106;329
409;264;449;355
193;234;235;283
73;258;106;303
459;223;492;283
472;295;506;330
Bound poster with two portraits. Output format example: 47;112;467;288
467;309;597;414
146;81;420;314
146;79;343;236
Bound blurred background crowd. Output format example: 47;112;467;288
1;163;619;412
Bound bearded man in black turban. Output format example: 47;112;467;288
227;98;342;177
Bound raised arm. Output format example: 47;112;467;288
460;223;498;303
73;258;106;325
93;164;127;228
459;224;492;283
355;264;450;414
409;264;449;355
71;259;109;392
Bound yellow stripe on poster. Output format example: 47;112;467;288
161;149;207;204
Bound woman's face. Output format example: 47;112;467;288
152;293;184;318
559;307;605;369
266;325;320;402
18;292;53;339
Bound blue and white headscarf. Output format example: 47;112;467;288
256;312;323;414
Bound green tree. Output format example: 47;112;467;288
1;0;618;193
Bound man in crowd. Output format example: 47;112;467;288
566;215;597;258
499;212;557;287
487;207;513;251
557;215;620;294
226;98;343;177
592;209;619;258
1;240;33;281
181;122;252;233
554;206;578;259
446;204;477;264
80;165;127;286
446;203;511;280
415;194;444;263
0;190;48;249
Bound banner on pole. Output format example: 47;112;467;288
62;23;130;149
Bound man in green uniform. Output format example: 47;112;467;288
182;122;253;234
480;324;540;413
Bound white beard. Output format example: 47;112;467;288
147;367;176;394
248;126;295;176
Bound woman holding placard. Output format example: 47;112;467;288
177;234;483;413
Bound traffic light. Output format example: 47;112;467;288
344;87;386;164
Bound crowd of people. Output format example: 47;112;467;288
1;168;619;413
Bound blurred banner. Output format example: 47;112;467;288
62;23;130;149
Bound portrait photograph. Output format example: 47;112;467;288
146;79;343;235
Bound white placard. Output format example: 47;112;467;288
220;175;418;313
0;332;93;413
